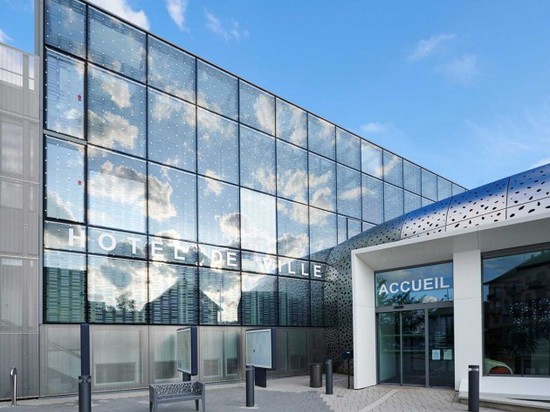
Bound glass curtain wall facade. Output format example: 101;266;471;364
38;0;466;394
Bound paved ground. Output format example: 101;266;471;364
0;374;507;412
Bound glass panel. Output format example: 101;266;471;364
336;128;360;170
437;177;452;200
148;89;196;172
384;183;403;221
240;126;275;194
149;237;197;265
45;137;85;222
361;141;383;178
404;191;422;214
311;280;324;327
45;0;86;58
149;263;198;325
41;325;80;395
241;273;277;326
337;165;361;219
483;249;550;376
348;219;362;239
88;7;146;81
88;255;147;323
197;61;238;120
239;82;274;135
309;208;336;255
404;160;421;194
88;65;146;157
276;98;306;148
376;262;453;307
276;140;308;203
402;310;426;385
309;153;335;211
429;307;454;387
44;251;85;323
362;174;383;224
278;257;312;278
197;245;240;271
45;50;84;138
383;151;403;187
148;164;196;241
308;114;335;159
197;177;239;247
200;328;239;382
199;268;240;325
277;199;309;259
422;169;437;200
452;183;466;196
279;277;309;326
422;197;434;207
378;312;400;384
197;108;238;184
88;147;146;233
337;215;347;244
148;36;195;102
88;227;146;258
1;121;23;175
240;189;276;254
92;326;147;388
241;251;277;274
44;221;86;252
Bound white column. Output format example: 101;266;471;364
352;254;377;389
453;249;483;390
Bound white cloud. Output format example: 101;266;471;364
88;110;139;150
216;212;241;246
279;169;308;203
88;0;150;30
0;28;12;43
531;158;550;168
254;93;275;133
166;0;188;32
204;171;223;195
340;187;362;201
439;54;478;85
360;122;389;134
407;33;455;61
205;11;249;41
148;175;177;222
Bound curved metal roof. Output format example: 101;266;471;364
327;163;550;264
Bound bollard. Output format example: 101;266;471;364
79;324;92;412
325;359;333;395
468;365;479;412
309;363;322;388
78;375;92;412
246;365;255;407
10;367;17;406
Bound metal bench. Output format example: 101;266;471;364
149;382;205;412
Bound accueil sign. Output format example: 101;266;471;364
378;276;452;296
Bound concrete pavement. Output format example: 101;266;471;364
0;374;512;412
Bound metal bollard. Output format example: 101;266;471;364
468;365;479;412
325;359;333;395
10;367;17;406
245;365;255;407
79;375;92;412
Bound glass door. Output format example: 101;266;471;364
378;306;452;387
428;307;454;387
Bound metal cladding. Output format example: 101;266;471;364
324;163;550;366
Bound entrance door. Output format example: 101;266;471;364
378;306;453;387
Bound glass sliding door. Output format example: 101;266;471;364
379;312;400;384
428;307;454;387
402;310;425;385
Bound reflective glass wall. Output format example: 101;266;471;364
483;247;550;376
40;0;466;391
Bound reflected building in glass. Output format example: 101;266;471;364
1;0;469;398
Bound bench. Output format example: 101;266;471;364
149;382;205;412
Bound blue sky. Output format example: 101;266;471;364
1;0;549;189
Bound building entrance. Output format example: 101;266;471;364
377;305;454;387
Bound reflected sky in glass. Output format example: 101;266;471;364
240;81;275;135
88;147;146;232
240;188;276;254
277;198;309;258
240;126;275;194
277;140;308;203
88;65;146;157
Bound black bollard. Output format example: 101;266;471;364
468;365;479;412
325;359;333;395
246;365;255;407
79;324;92;412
